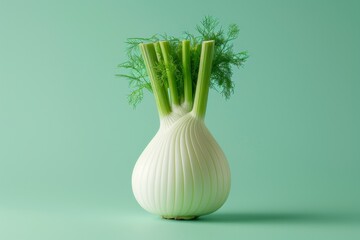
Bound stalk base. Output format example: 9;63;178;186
161;215;199;220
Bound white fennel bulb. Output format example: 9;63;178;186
132;110;231;219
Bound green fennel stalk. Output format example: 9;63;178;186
182;40;192;108
139;43;171;116
192;40;214;118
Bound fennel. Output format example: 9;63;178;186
118;16;248;220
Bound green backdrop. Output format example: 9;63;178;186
0;0;359;239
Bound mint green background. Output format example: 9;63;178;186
1;0;359;239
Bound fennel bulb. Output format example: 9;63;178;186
132;109;231;219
